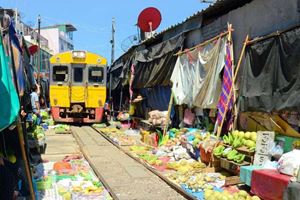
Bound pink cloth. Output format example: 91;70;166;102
129;64;135;102
251;169;291;200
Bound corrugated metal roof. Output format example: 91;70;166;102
141;0;252;43
112;0;252;66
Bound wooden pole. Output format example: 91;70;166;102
174;30;230;56
16;118;35;200
163;92;174;136
216;35;249;138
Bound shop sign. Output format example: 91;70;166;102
253;131;275;166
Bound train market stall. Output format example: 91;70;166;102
232;25;300;200
0;14;36;200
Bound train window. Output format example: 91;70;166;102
89;67;104;83
73;67;83;82
53;66;68;82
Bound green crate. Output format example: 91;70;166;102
275;135;300;153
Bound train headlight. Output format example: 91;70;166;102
72;51;86;59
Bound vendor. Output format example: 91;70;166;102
30;85;42;125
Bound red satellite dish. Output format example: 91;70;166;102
138;7;162;33
29;45;38;55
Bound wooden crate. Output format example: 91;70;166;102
212;155;221;169
220;158;250;175
225;176;241;186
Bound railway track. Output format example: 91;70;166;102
90;126;196;200
71;125;191;200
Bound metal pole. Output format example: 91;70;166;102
109;17;115;99
37;15;41;84
109;18;115;120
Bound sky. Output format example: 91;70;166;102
1;0;209;63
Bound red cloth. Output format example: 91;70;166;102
251;169;291;200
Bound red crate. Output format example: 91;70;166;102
199;144;213;165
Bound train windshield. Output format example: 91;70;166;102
88;67;104;83
73;67;83;83
53;66;68;82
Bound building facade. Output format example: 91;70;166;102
40;24;77;54
0;8;53;73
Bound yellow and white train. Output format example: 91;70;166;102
49;50;107;123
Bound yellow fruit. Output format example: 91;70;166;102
251;196;261;200
250;132;257;141
8;154;16;164
238;190;248;198
63;192;71;200
245;132;251;139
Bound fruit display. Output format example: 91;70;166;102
100;127;141;146
92;123;107;129
167;171;226;192
166;159;206;172
223;130;257;151
41;110;50;120
213;145;246;164
36;157;113;200
204;189;261;200
213;145;225;157
55;124;71;134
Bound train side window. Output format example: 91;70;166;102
53;66;68;82
89;67;104;83
73;67;83;82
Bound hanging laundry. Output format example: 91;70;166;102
171;36;226;108
0;35;20;131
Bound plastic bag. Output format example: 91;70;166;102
277;149;300;176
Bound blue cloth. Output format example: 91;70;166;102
181;185;223;200
240;165;264;186
140;86;175;116
9;20;25;96
24;63;36;87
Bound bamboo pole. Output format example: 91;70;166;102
216;35;249;138
174;30;230;56
163;92;174;136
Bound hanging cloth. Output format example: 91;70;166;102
0;35;20;131
10;22;25;97
171;37;226;108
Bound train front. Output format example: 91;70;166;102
49;51;107;123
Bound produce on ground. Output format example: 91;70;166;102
204;189;260;200
168;171;226;192
55;124;71;134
